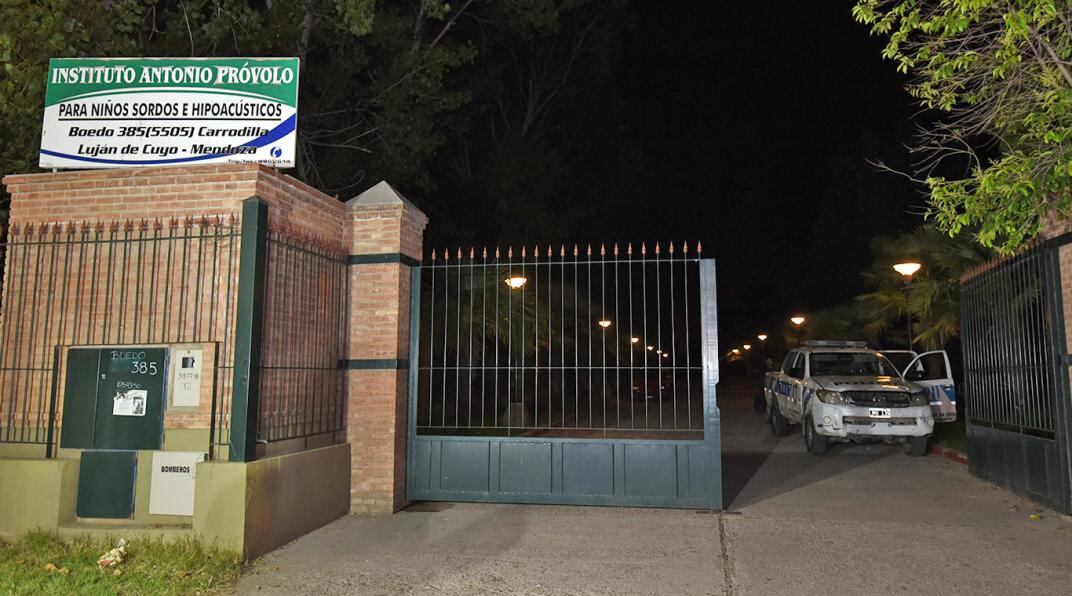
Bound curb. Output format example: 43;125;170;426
931;445;968;466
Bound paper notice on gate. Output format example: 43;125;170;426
113;389;147;416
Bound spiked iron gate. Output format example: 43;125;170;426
961;235;1072;513
407;243;721;509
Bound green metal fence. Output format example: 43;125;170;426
0;198;348;462
221;198;348;462
416;243;706;438
255;222;348;445
961;234;1072;513
408;242;722;508
0;217;240;453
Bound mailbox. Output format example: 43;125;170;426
62;346;168;519
61;347;168;450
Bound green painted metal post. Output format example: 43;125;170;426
406;265;422;501
229;197;269;462
1043;245;1072;512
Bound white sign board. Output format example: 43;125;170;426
149;451;206;516
40;57;299;169
170;347;203;408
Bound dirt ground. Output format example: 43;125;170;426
230;381;1072;595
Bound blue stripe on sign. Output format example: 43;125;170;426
40;114;296;165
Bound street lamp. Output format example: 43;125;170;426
789;315;806;348
630;337;640;344
597;319;612;329
893;261;922;351
757;334;768;342
504;276;527;289
743;344;751;350
893;262;922;278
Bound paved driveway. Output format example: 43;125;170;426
232;381;1072;595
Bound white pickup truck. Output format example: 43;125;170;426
763;341;957;456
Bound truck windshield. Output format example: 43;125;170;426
809;352;900;377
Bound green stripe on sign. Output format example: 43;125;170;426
45;57;300;107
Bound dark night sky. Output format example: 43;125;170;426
619;0;923;346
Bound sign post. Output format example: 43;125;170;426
39;57;299;169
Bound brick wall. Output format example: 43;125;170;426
3;164;344;234
1;166;428;513
0;164;345;443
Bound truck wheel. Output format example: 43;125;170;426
770;403;790;437
906;436;928;457
804;415;829;455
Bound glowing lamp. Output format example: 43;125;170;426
893;262;922;278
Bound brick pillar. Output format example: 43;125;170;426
345;181;427;513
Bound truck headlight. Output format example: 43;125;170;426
910;391;928;406
816;389;849;404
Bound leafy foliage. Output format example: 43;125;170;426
0;0;641;244
854;0;1072;254
0;0;142;174
810;225;991;350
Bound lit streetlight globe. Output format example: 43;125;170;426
504;276;527;289
893;262;922;278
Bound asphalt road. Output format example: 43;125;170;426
231;379;1072;595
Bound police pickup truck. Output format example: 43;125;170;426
763;341;956;456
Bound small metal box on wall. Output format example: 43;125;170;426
169;345;204;408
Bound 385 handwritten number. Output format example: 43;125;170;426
130;361;158;375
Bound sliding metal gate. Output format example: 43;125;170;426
961;236;1072;513
406;243;721;509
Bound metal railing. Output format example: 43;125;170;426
415;242;705;439
961;240;1064;438
255;223;348;445
0;217;240;449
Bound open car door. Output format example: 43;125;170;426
902;351;957;423
880;350;917;374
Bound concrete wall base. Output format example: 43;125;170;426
195;443;351;560
0;458;78;540
0;443;350;560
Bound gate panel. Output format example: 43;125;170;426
961;239;1072;513
407;243;720;509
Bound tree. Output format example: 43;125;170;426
1;1;644;245
134;0;472;195
853;1;1072;254
0;0;142;175
806;226;990;350
857;226;991;350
